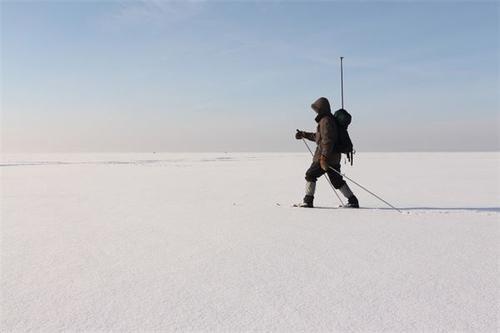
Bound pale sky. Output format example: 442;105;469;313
1;1;499;152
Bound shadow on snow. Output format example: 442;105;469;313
314;206;500;213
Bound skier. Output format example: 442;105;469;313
295;97;359;208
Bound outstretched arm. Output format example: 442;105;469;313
302;131;316;141
296;130;316;141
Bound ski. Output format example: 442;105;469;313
275;203;363;209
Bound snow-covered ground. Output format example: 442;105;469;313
1;152;498;332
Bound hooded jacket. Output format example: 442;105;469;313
303;97;341;164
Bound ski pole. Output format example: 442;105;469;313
299;133;344;206
327;165;402;213
340;56;344;109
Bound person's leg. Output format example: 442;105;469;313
300;162;325;207
327;164;359;208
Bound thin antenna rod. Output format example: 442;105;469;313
340;56;344;109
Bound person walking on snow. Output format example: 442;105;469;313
295;97;359;208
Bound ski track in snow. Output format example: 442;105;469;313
0;156;240;167
1;152;499;332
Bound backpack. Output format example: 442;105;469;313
332;108;355;165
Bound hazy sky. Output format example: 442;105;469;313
1;1;499;152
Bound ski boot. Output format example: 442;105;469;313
344;195;359;208
298;195;314;208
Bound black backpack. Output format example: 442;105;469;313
332;108;354;165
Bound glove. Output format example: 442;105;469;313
320;155;329;171
295;130;305;140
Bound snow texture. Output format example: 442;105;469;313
1;152;499;332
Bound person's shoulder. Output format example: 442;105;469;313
320;114;334;124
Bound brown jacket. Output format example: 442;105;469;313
303;97;341;164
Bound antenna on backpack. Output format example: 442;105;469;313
340;56;344;109
339;56;354;165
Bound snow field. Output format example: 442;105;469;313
1;152;498;331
